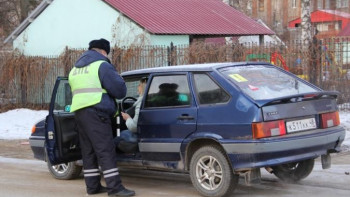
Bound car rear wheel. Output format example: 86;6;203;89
272;159;314;183
189;145;239;197
47;158;82;180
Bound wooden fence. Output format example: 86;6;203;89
1;39;350;111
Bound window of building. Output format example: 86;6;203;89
337;0;349;8
316;22;330;32
337;0;341;7
259;0;264;11
328;24;335;30
193;74;230;105
317;0;323;9
335;22;341;30
292;0;297;8
310;1;315;11
145;75;191;108
325;0;331;9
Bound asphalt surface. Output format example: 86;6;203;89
0;140;349;197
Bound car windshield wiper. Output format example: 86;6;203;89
257;91;339;107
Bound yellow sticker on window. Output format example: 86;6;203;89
229;74;248;82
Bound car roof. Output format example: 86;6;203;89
121;62;270;77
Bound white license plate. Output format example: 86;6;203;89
286;118;317;133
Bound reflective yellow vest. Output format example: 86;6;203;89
68;60;107;112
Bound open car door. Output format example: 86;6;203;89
46;77;81;165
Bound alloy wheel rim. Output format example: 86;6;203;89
196;155;223;190
52;163;69;174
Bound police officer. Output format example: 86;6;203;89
69;38;135;197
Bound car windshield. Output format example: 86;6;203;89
220;65;320;100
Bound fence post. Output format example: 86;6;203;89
20;56;27;106
167;42;175;66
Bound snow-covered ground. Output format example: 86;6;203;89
0;108;349;149
340;111;350;151
0;109;48;140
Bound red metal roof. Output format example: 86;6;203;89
103;0;274;35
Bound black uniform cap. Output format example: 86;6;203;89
88;38;110;55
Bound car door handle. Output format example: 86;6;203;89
177;114;195;120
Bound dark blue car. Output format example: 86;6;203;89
30;62;346;197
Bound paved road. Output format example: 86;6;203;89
0;153;349;197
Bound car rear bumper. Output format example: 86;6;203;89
221;126;346;170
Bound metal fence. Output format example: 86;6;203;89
1;38;350;112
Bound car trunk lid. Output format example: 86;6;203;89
261;92;338;122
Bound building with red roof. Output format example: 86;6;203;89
4;0;274;56
288;9;350;38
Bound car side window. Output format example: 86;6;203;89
54;80;72;112
145;75;190;108
193;73;230;105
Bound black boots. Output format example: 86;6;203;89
108;188;135;197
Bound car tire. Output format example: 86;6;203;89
47;158;82;180
272;159;314;183
189;145;239;197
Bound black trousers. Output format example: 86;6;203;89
75;107;124;195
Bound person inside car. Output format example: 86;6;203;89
147;83;180;107
114;77;147;152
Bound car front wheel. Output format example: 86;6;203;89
47;159;82;180
272;159;314;183
189;145;239;197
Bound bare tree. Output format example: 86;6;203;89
0;0;19;37
222;0;252;16
301;0;321;85
20;0;31;22
0;0;40;41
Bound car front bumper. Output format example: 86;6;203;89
29;136;45;161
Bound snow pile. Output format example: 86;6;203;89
0;109;47;140
339;111;350;151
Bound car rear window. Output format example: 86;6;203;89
220;65;320;100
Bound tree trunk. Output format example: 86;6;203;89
19;0;30;22
222;0;252;16
301;0;314;83
301;0;312;49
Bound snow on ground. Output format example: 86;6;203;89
0;109;349;149
339;111;350;151
0;109;47;140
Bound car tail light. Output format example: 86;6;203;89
320;111;340;129
252;120;286;139
31;125;36;134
